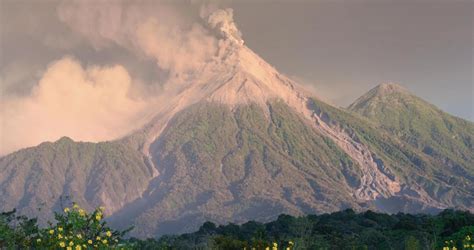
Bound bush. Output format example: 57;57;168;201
0;203;131;249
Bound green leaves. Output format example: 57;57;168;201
0;209;40;248
145;209;474;249
1;203;131;249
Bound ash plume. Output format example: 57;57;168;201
0;0;245;155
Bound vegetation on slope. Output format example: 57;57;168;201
346;83;474;209
0;137;155;224
348;83;473;172
309;95;473;211
114;101;368;237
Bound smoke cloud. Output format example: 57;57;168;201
0;57;152;155
57;0;219;76
207;8;244;45
0;0;244;155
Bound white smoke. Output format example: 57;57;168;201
207;8;244;45
57;0;219;77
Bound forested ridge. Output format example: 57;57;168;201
131;209;474;249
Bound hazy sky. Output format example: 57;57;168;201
0;0;473;154
228;0;473;119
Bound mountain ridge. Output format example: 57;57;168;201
0;41;472;237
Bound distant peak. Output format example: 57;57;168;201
373;82;409;95
347;83;413;111
56;136;74;143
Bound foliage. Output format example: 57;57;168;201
1;203;131;249
0;209;40;248
2;206;474;249
138;209;474;250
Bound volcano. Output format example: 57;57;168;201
0;29;473;237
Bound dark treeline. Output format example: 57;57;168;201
2;208;473;249
129;209;474;250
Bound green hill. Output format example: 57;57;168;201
0;137;155;224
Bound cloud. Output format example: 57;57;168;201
0;1;246;155
0;57;151;155
57;0;219;77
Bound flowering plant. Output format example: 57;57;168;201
31;203;129;249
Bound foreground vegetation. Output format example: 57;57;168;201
131;209;474;249
0;203;128;249
1;204;473;250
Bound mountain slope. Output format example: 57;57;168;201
348;83;474;194
112;94;473;237
0;137;156;223
312;97;473;212
111;101;370;236
348;83;473;168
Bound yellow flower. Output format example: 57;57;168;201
96;236;101;241
69;241;74;246
76;234;82;239
75;245;82;250
106;231;112;237
289;241;294;245
73;203;79;209
272;242;278;250
58;234;63;239
78;209;86;216
94;245;98;248
88;240;93;244
58;227;63;232
49;229;55;234
99;206;105;211
102;239;108;244
66;247;72;250
36;238;41;243
64;207;70;213
59;242;66;248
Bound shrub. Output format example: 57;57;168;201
1;203;131;249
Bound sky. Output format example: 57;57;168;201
0;0;473;155
228;0;473;116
